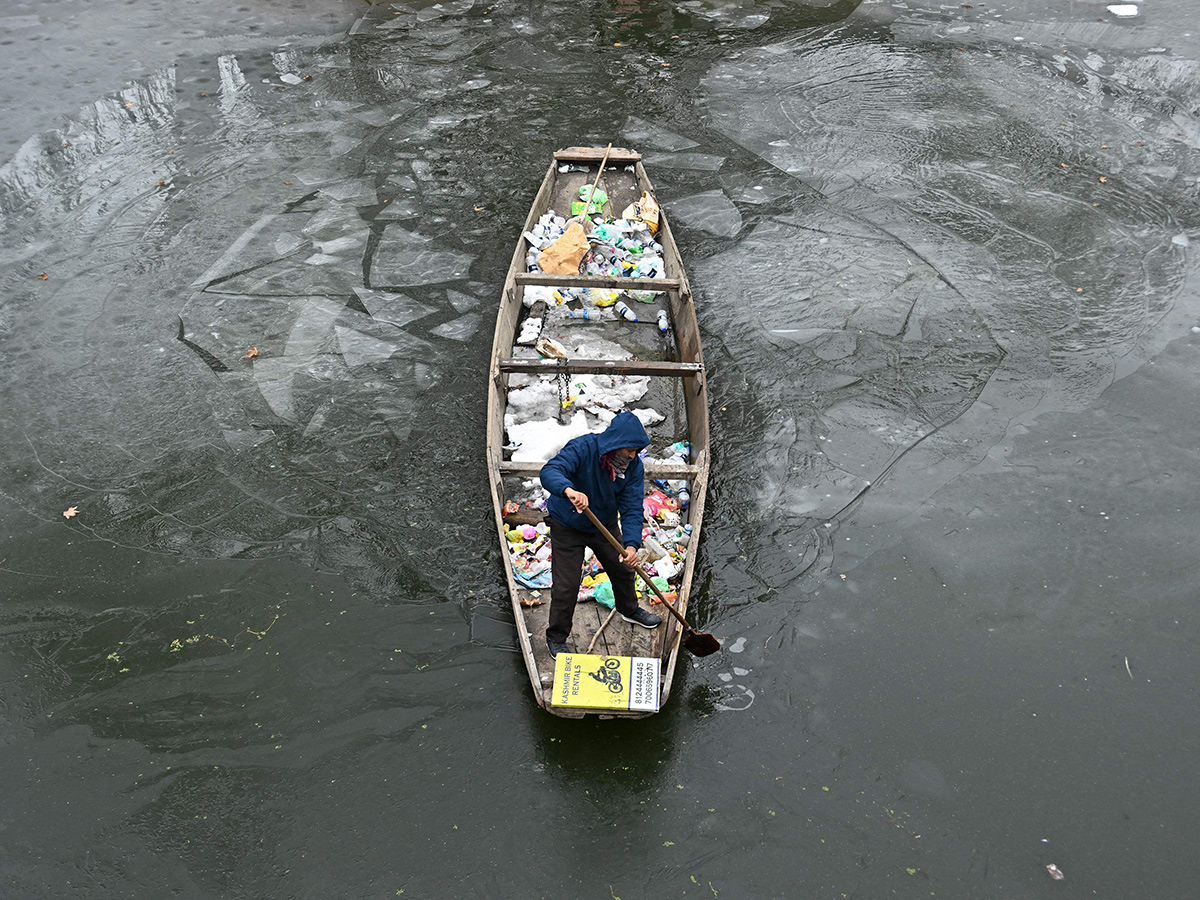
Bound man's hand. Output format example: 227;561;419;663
619;546;638;567
565;488;589;513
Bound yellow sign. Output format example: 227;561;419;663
552;653;660;712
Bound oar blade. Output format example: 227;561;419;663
683;630;721;657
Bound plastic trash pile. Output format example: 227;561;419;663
583;218;665;284
523;212;569;273
647;440;692;507
506;521;552;589
524;189;661;277
520;189;667;333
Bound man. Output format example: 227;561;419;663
539;411;662;659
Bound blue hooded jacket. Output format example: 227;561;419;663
540;412;652;548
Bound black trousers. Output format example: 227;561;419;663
546;516;639;644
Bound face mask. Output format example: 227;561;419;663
609;452;633;476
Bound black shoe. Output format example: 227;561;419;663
547;637;570;659
620;607;662;629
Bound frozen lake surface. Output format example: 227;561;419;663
1;0;1197;896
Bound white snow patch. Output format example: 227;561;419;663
633;408;665;427
506;411;597;463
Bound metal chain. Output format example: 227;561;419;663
556;362;569;423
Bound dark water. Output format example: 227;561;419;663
2;0;1197;896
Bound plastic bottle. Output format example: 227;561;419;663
666;441;690;460
615;300;638;322
680;524;693;546
657;309;669;333
678;488;690;508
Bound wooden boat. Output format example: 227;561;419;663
486;146;710;718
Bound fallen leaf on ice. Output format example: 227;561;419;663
1099;176;1108;183
63;506;78;518
244;346;259;359
39;272;49;280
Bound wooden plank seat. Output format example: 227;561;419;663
497;358;703;377
500;462;699;479
554;146;642;163
515;273;681;291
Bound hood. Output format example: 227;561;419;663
596;411;652;456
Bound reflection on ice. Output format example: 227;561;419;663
319;178;378;204
621;116;700;152
669;190;744;237
223;428;276;452
446;290;480;312
336;326;406;367
643;151;726;171
430;312;480;341
376;197;420;220
371;225;474;287
355;288;435;328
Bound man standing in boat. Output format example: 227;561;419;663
540;411;662;659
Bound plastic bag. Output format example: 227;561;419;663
643;491;678;518
571;186;608;217
594;580;615;609
622;192;660;234
539;220;590;274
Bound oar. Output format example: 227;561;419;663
582;507;720;657
575;143;612;222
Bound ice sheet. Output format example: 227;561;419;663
621;116;700;152
430;312;480;341
668;190;744;238
371;225;474;286
354;288;436;328
336;325;405;367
